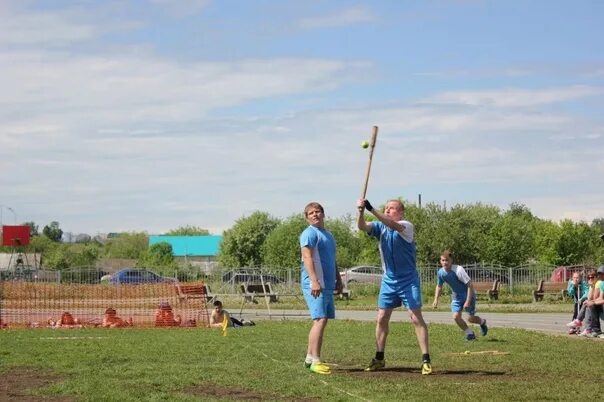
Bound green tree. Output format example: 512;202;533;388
24;221;39;237
483;205;536;266
103;232;148;259
138;242;177;272
166;225;210;236
42;221;63;242
218;211;280;268
325;215;360;269
262;214;307;270
555;220;600;265
533;219;562;264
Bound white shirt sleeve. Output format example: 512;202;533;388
454;265;471;285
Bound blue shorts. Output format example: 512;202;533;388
303;288;335;320
378;277;422;310
451;293;476;316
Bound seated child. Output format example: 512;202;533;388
154;301;182;327
102;308;133;328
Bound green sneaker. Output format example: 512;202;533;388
309;362;331;375
421;362;433;375
364;358;385;372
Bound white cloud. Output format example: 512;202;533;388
298;6;377;29
426;85;603;107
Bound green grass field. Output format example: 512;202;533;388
1;320;603;401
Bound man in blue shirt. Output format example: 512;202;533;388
432;250;488;340
357;198;432;375
300;202;343;374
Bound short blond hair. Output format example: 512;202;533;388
386;199;404;211
304;202;324;216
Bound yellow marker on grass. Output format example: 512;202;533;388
221;315;229;337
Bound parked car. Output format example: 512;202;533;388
340;266;382;284
108;268;177;285
222;270;283;285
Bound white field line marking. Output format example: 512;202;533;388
247;345;371;402
39;336;109;340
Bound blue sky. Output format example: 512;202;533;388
0;0;602;235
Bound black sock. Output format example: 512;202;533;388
375;351;384;360
422;353;431;363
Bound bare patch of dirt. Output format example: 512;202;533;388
0;367;73;401
183;383;319;401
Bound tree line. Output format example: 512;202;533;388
2;202;603;273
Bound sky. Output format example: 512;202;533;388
0;0;603;236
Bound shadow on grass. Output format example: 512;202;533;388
340;367;507;379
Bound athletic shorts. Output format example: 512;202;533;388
451;293;476;316
303;288;335;320
378;277;422;310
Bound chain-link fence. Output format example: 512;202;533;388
0;263;593;328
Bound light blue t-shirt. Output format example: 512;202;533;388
369;220;418;284
437;265;473;298
299;225;337;291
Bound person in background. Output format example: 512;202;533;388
566;271;590;334
579;265;604;338
432;250;488;340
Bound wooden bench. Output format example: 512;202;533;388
240;283;279;303
472;280;500;301
533;280;569;302
175;283;215;303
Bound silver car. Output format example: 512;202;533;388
340;266;382;284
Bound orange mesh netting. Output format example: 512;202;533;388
0;281;210;329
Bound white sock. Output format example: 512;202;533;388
305;354;313;364
312;356;321;364
464;328;473;335
480;319;486;326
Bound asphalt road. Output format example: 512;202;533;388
239;309;572;335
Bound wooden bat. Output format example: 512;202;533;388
361;126;379;199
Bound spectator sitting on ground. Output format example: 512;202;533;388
154;301;182;327
102;308;133;328
566;272;589;334
210;300;250;328
49;312;82;328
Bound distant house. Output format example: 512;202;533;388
148;235;223;273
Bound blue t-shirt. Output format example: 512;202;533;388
299;225;337;291
369;220;417;284
437;265;473;298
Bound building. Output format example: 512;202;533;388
148;235;223;273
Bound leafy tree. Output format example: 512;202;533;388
166;225;210;236
555;220;600;265
533;219;561;264
325;215;361;269
592;218;604;236
483;206;536;266
218;211;280;268
138;242;177;272
24;221;39;237
103;232;148;259
42;221;63;242
28;234;54;253
262;214;307;270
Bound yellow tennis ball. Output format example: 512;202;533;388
464;350;471;354
361;140;369;149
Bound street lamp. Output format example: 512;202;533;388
0;205;17;225
7;207;16;224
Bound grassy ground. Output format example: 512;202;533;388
1;320;602;401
